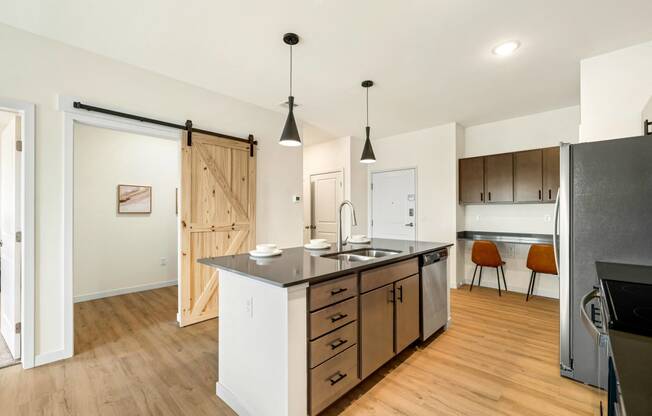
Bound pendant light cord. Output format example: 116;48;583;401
366;86;369;127
289;45;293;97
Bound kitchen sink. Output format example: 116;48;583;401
321;248;401;262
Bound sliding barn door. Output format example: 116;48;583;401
179;131;256;327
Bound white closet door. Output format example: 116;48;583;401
310;171;343;243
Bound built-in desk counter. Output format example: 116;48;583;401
457;230;553;245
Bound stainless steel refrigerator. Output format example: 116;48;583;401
555;135;652;388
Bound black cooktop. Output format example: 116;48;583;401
602;278;652;337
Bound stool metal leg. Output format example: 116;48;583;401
526;271;535;301
478;266;483;287
470;264;478;291
496;267;502;296
500;265;507;292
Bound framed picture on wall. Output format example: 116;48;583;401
117;184;152;214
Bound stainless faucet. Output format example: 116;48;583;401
337;200;358;251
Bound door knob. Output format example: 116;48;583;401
404;222;414;227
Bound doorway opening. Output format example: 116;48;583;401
72;122;181;353
370;168;417;240
0;110;22;369
308;171;343;243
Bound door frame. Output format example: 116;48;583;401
0;97;35;369
303;168;344;243
60;96;180;364
367;167;418;240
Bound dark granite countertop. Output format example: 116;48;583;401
198;238;452;288
457;230;553;245
596;262;652;416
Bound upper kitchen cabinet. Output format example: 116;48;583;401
542;146;560;201
459;157;484;203
484;153;514;203
514;149;543;202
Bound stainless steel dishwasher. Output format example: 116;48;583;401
420;248;448;341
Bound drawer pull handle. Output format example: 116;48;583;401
330;287;347;296
329;372;347;386
330;313;348;323
329;338;348;350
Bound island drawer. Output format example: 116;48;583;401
310;344;359;415
310;297;357;340
309;274;357;312
310;321;357;368
360;258;418;293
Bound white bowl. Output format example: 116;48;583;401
351;235;366;241
310;238;327;245
256;243;277;253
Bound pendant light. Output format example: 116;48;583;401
360;80;376;163
279;33;302;147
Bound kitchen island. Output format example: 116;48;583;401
199;238;452;416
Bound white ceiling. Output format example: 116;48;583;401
2;0;652;138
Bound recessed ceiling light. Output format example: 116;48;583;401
492;41;520;56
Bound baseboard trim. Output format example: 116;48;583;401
217;382;251;416
462;279;558;299
74;279;178;303
34;348;72;367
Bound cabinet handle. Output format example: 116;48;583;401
538;190;542;200
398;285;404;303
329;313;348;323
329;338;348;350
488;192;492;201
388;288;395;303
480;192;483;202
330;287;347;296
549;189;552;200
329;371;347;386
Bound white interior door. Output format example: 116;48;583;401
310;171;343;243
1;114;21;359
371;169;416;240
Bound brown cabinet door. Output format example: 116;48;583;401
484;153;514;203
542;147;560;201
514;149;543;202
360;284;395;379
395;274;420;353
459;157;484;203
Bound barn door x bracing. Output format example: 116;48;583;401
179;131;255;327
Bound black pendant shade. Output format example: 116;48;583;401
279;96;301;147
360;80;376;163
279;33;302;147
360;126;376;163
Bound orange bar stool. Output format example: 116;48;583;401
469;240;507;296
525;244;557;301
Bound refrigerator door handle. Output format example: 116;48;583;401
553;189;561;272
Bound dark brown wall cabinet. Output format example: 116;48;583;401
542;147;560;201
459;157;485;203
514;149;543;202
459;146;559;205
484;153;514;203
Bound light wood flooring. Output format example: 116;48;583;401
0;286;602;415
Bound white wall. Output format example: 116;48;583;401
73;124;179;302
580;40;652;142
0;23;304;362
370;123;460;288
460;106;580;298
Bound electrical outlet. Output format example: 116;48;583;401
160;257;167;266
475;215;480;221
544;214;552;222
505;245;515;258
245;297;253;318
